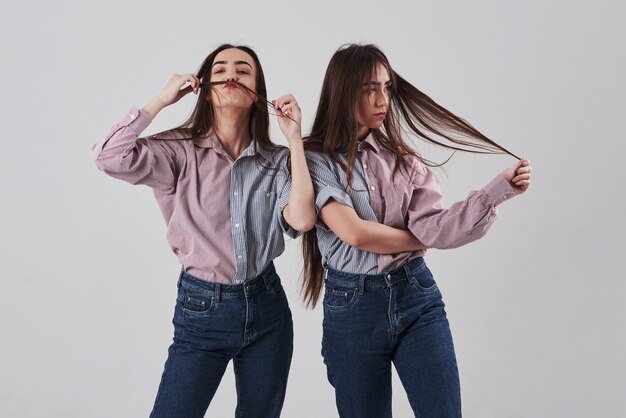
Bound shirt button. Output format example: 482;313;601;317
235;223;240;228
370;186;376;191
233;192;238;196
238;255;243;259
363;164;368;169
266;192;271;197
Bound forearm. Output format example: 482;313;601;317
283;137;316;231
142;97;167;120
352;219;425;254
320;201;425;254
408;175;515;249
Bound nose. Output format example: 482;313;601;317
375;89;388;108
226;69;239;82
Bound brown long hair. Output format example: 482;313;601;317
154;44;276;157
301;44;519;308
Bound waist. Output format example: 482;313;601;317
178;262;278;299
325;257;426;288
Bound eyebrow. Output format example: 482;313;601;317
365;81;392;86
211;60;253;68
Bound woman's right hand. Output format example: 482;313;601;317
501;158;532;195
143;73;200;119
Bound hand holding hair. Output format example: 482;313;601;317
272;93;302;142
501;158;532;194
143;73;200;119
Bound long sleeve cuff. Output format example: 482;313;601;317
91;107;152;160
483;174;516;207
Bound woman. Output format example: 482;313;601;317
92;44;315;418
300;44;532;418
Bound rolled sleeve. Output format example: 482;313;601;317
275;177;301;239
305;151;354;231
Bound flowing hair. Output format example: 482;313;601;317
301;44;519;308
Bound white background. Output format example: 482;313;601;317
1;0;624;417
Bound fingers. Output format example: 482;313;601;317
509;157;532;189
512;173;531;187
190;74;200;94
170;73;199;93
179;73;200;95
176;85;195;101
273;93;301;118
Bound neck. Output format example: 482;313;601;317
213;108;252;159
357;126;371;141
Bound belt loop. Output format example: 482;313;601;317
358;275;365;296
177;268;184;289
215;283;221;302
403;263;412;282
404;264;417;286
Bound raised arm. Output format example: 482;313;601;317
274;94;316;233
91;74;200;189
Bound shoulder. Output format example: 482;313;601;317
402;153;428;175
266;144;290;163
304;150;335;168
143;129;195;150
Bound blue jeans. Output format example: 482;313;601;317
321;257;461;418
150;262;293;418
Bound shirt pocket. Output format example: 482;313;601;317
248;189;279;231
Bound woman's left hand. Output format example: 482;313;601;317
501;158;532;195
272;94;302;142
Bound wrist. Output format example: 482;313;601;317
143;98;167;119
286;135;304;146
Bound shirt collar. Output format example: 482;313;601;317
193;132;273;163
357;131;380;153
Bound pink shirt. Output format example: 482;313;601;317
92;107;296;284
358;133;516;272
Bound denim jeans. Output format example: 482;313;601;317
150;262;293;418
321;257;461;418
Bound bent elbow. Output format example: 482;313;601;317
342;230;367;249
284;209;316;233
292;217;316;233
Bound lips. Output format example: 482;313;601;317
374;112;386;118
224;81;237;88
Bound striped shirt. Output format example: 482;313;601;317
92;107;297;284
307;151;379;274
308;132;517;274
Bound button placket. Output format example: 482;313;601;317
230;163;247;281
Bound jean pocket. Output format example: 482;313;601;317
180;289;215;317
409;266;438;293
323;286;358;311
